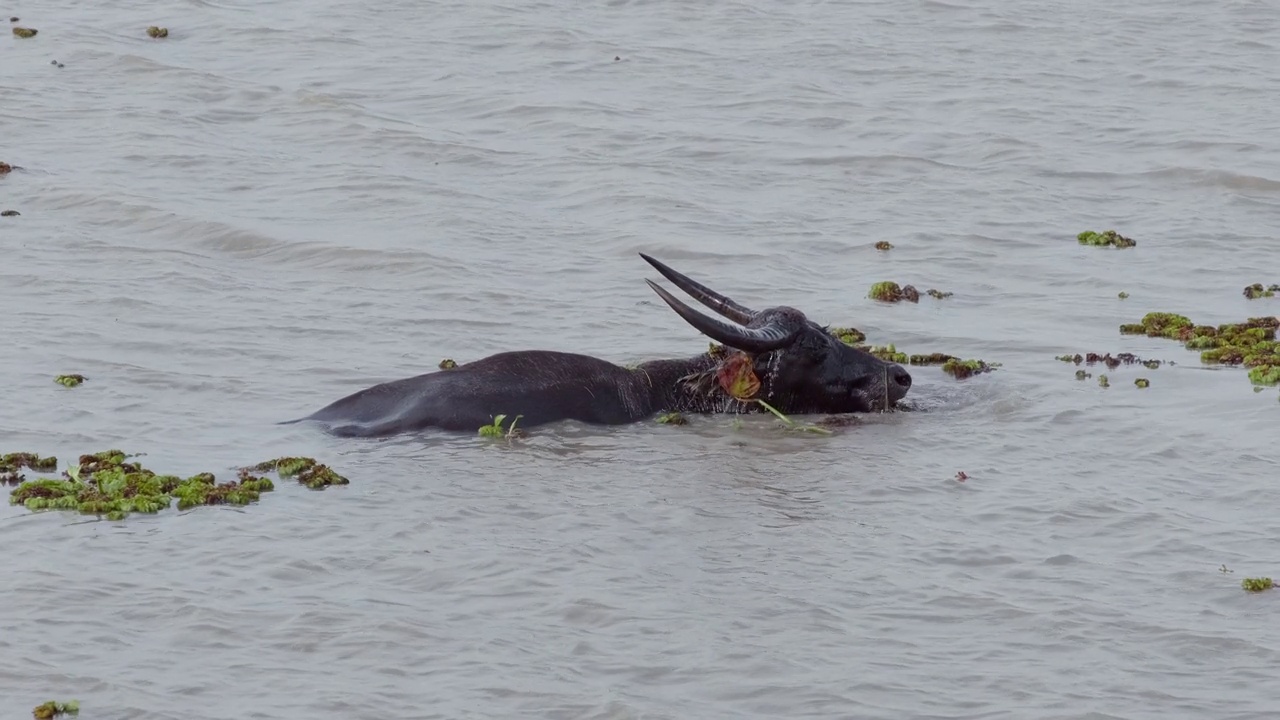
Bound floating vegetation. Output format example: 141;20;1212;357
438;358;457;370
1;453;59;486
865;344;907;363
868;281;917;303
1134;378;1150;388
51;59;64;68
874;241;894;251
755;399;832;435
32;700;79;719
12;26;37;38
478;414;524;439
9;16;18;22
1119;312;1280;387
247;456;350;489
1242;577;1274;593
4;450;346;519
926;289;954;299
941;358;996;380
655;412;688;426
908;352;956;366
0;161;12;174
146;26;169;38
1075;369;1090;380
1098;374;1110;388
707;342;728;358
1077;229;1136;248
1;209;19;217
1055;352;1167;370
829;327;866;345
1243;283;1279;300
54;374;86;388
715;353;832;433
1118;291;1129;300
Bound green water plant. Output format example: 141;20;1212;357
1243;283;1279;299
1118;291;1129;299
942;358;996;380
12;26;37;38
478;414;524;439
655;412;688;426
926;289;954;299
865;344;908;363
829;327;866;345
868;281;919;303
54;374;86;388
1077;229;1136;248
1;209;19;217
874;241;893;251
438;358;457;369
32;700;78;719
146;26;168;38
1134;378;1150;388
248;456;349;489
1241;577;1274;592
1098;374;1110;388
1120;313;1280;387
755;399;833;435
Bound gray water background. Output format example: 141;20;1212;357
3;1;1279;718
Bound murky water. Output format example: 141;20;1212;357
3;1;1279;718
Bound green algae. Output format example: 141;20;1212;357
1098;374;1110;388
32;700;78;719
874;241;894;251
146;26;168;38
869;281;915;303
707;342;728;358
1055;352;1169;370
1;453;59;473
249;456;350;489
942;359;996;380
908;352;956;366
1134;378;1150;388
438;358;457;369
829;327;866;345
1077;229;1136;248
6;451;347;518
655;411;688;426
1118;291;1129;300
1075;369;1090;380
1122;313;1280;387
1243;283;1279;300
54;374;86;388
1242;577;1274;593
12;26;37;38
755;399;833;435
926;289;954;300
865;344;907;363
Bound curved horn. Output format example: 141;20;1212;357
645;279;798;352
638;253;757;324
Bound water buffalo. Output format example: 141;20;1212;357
289;254;912;436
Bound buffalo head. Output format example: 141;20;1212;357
641;253;912;412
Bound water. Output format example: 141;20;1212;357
3;1;1279;717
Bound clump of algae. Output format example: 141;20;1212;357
1243;283;1279;300
1077;229;1136;248
54;374;86;388
12;26;37;38
941;358;996;380
1055;352;1169;370
828;327;866;345
1;453;59;485
874;241;893;251
1119;312;1280;387
146;26;168;38
5;450;347;519
655;412;688;426
831;328;994;378
438;358;457;369
248;456;350;489
32;700;79;719
1242;577;1274;592
868;281;916;303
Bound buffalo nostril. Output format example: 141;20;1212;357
892;367;912;388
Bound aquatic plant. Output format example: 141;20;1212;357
1243;283;1279;300
1055;352;1168;370
1119;313;1280;387
864;344;908;363
1077;229;1136;248
1075;369;1090;380
926;289;954;299
655;412;688;425
874;241;894;251
755;399;833;435
54;374;86;388
1;209;19;217
1118;291;1129;300
146;26;168;38
0;161;13;174
438;358;457;369
868;281;922;303
32;700;78;719
828;327;866;345
248;456;350;488
1134;378;1150;388
477;414;524;440
942;358;996;380
12;26;37;38
1241;577;1274;593
1097;374;1110;388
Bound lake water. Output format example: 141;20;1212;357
3;1;1279;718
